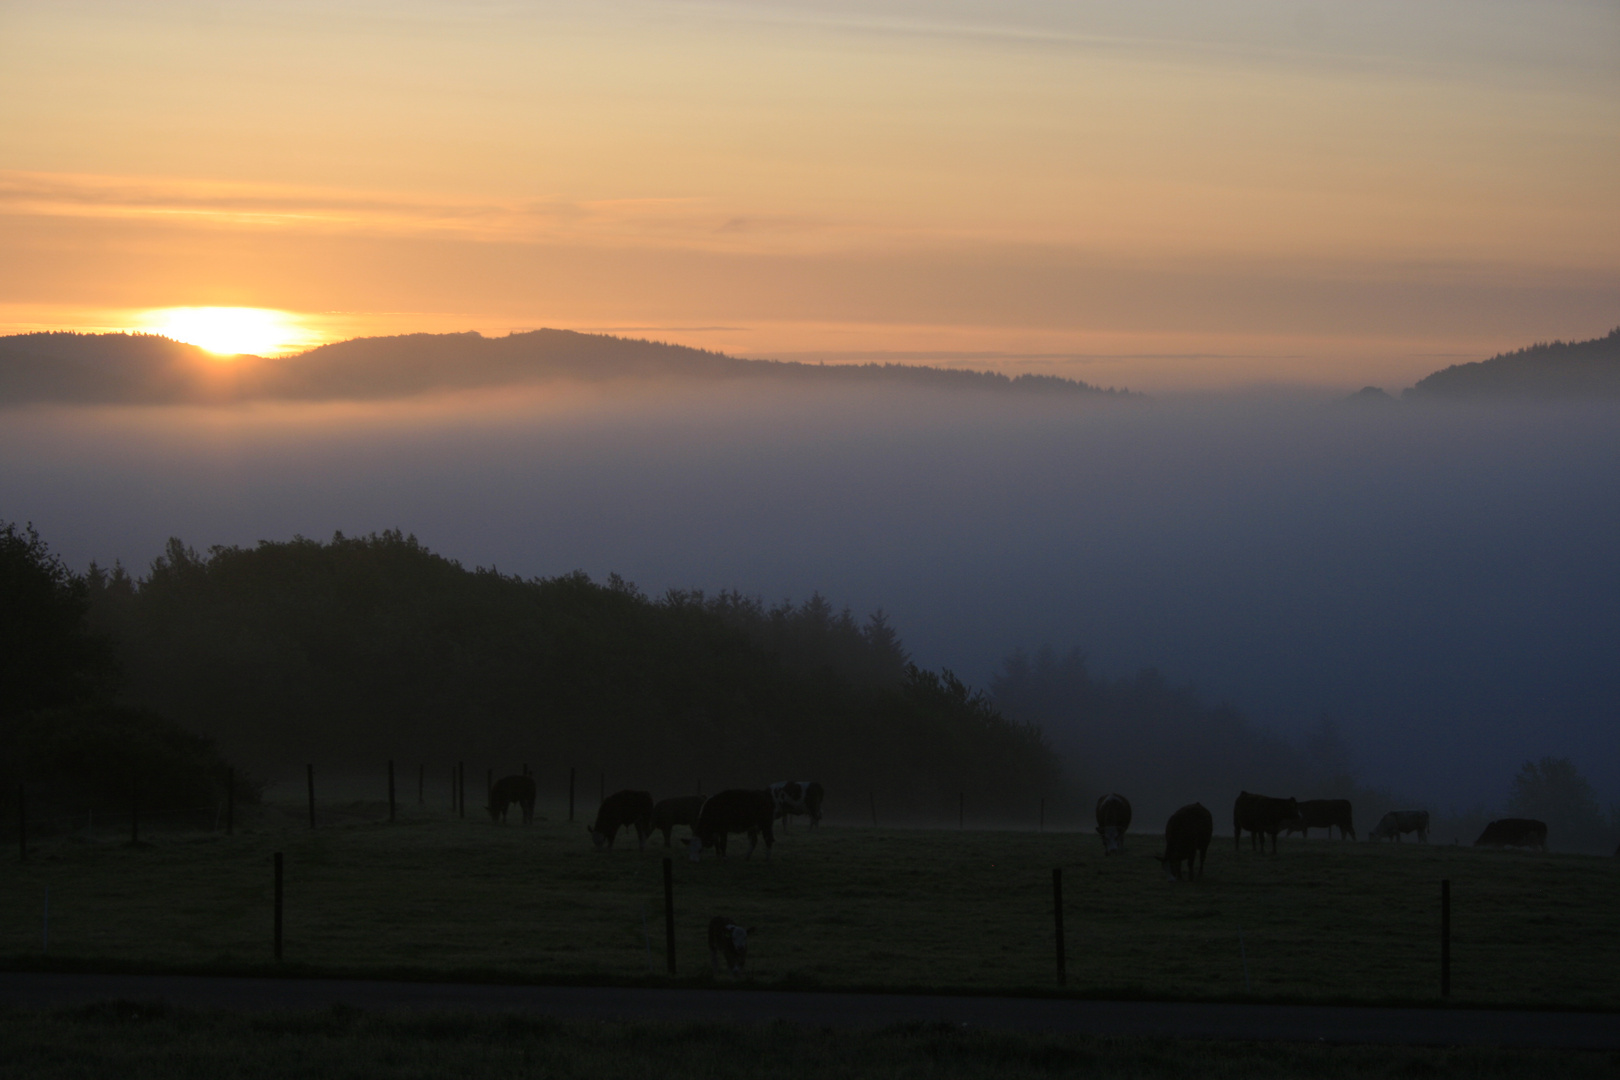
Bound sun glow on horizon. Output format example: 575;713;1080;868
139;307;313;357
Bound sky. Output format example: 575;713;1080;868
2;0;1617;391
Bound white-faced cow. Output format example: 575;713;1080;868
1282;798;1355;840
651;795;705;848
590;790;654;851
486;774;536;824
769;781;824;829
1094;793;1132;855
708;915;752;977
1157;802;1213;881
1474;818;1547;851
687;789;775;861
1370;809;1429;842
1233;791;1301;853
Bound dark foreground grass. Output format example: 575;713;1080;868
3;1003;1617;1080
4;807;1618;1007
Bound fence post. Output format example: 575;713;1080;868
458;761;465;819
18;783;26;862
1040;797;1045;833
388;760;396;824
131;775;140;845
1052;867;1066;986
569;767;576;823
486;768;493;811
1441;879;1451;999
273;852;284;961
959;792;964;830
870;791;877;828
226;768;234;836
418;763;424;807
306;764;316;829
663;856;677;975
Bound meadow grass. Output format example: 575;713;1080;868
3;1003;1617;1080
3;804;1617;1009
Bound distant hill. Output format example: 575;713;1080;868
0;329;1128;405
1406;327;1620;400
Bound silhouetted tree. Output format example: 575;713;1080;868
1507;756;1612;852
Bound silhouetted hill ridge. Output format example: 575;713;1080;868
1405;327;1620;399
0;328;1127;404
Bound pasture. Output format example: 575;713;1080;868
3;802;1617;1009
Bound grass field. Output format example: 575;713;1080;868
4;1004;1617;1080
4;803;1618;1009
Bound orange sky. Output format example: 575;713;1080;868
2;0;1617;391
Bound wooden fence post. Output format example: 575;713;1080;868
1441;879;1451;999
273;852;284;961
663;856;677;975
1052;867;1066;986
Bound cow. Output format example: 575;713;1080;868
1094;793;1132;855
687;789;775;861
1233;791;1301;853
589;790;654;851
486;774;536;824
1157;802;1213;881
708;916;752;977
1474;818;1547;851
1282;798;1355;840
1370;810;1430;843
769;781;824;829
651;795;705;848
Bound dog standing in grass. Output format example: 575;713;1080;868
709;916;751;977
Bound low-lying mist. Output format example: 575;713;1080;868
4;380;1617;812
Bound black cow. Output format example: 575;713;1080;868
486;774;536;824
769;781;824;829
1094;793;1132;855
1474;818;1547;851
1233;791;1300;853
651;795;705;848
687;789;775;860
1370;810;1429;842
708;915;752;977
590;790;654;851
1157;802;1213;881
1283;798;1355;840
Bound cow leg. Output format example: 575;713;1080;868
745;828;758;859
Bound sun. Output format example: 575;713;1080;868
141;307;309;357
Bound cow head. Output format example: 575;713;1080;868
589;827;608;850
1096;824;1125;855
687;836;705;862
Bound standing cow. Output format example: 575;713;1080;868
688;789;775;860
1474;818;1547;851
708;916;752;977
486;774;537;824
1094;793;1132;855
1157;802;1213;881
1282;799;1355;840
1370;810;1429;842
769;781;824;829
590;790;654;851
651;795;705;848
1233;791;1301;853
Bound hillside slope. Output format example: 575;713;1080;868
1406;327;1620;399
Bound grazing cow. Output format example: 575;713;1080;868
486;774;537;825
1094;793;1132;855
1233;791;1301;853
769;781;824;829
1370;810;1430;843
1282;799;1356;840
1157;802;1214;881
1474;818;1547;851
687;789;775;861
651;795;705;848
708;916;752;976
589;790;654;851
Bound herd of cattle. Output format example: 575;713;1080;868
1098;791;1552;881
